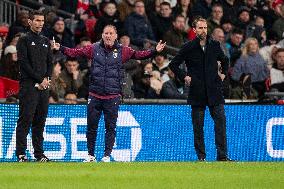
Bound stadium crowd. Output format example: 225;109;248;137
1;0;284;103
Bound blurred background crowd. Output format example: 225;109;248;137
1;0;284;104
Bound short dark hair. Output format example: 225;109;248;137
231;28;244;36
212;3;223;10
276;48;284;55
64;91;77;98
29;10;44;20
174;14;185;22
66;57;78;63
160;2;171;8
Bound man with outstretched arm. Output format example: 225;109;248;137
53;25;166;162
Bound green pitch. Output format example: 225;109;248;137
0;162;283;189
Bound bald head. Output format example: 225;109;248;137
212;28;225;43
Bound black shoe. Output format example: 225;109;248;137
18;155;28;162
217;157;234;161
198;158;206;161
36;154;50;162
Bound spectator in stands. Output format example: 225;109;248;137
173;0;193;31
235;6;251;31
272;3;284;40
0;37;3;59
163;15;187;54
74;11;89;44
221;0;241;24
64;91;78;104
48;17;75;48
212;27;229;58
232;37;269;99
9;33;24;47
132;61;161;98
270;48;284;92
0;25;9;45
86;0;103;19
94;1;123;41
49;90;59;104
118;0;135;22
160;69;187;99
0;45;19;81
147;0;164;25
77;37;92;71
192;0;213;20
52;25;165;162
225;28;244;67
247;16;268;47
243;0;259;20
260;44;281;70
258;0;279;31
119;34;139;99
151;70;164;95
124;0;155;48
152;52;170;82
221;17;234;41
150;1;173;41
212;28;230;98
59;0;77;13
255;15;265;28
59;57;86;97
207;3;223;35
6;10;29;47
42;10;57;38
50;61;66;99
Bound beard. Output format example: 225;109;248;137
197;32;207;40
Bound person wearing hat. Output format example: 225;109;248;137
15;10;52;162
235;6;251;30
46;16;74;48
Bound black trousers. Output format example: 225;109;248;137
87;96;120;157
16;81;49;158
191;104;227;160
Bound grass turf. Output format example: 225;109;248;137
0;162;283;189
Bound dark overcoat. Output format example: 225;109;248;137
169;37;229;106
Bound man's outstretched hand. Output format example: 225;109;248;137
155;40;166;52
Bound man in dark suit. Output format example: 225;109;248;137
169;17;232;161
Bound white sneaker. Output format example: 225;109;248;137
101;156;110;162
83;155;97;162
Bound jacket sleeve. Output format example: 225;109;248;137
46;38;53;78
169;42;189;82
217;42;229;75
60;44;93;59
17;37;44;83
122;46;156;63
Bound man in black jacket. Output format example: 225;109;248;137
16;10;52;162
169;17;232;161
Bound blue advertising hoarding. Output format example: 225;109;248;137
0;104;283;162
